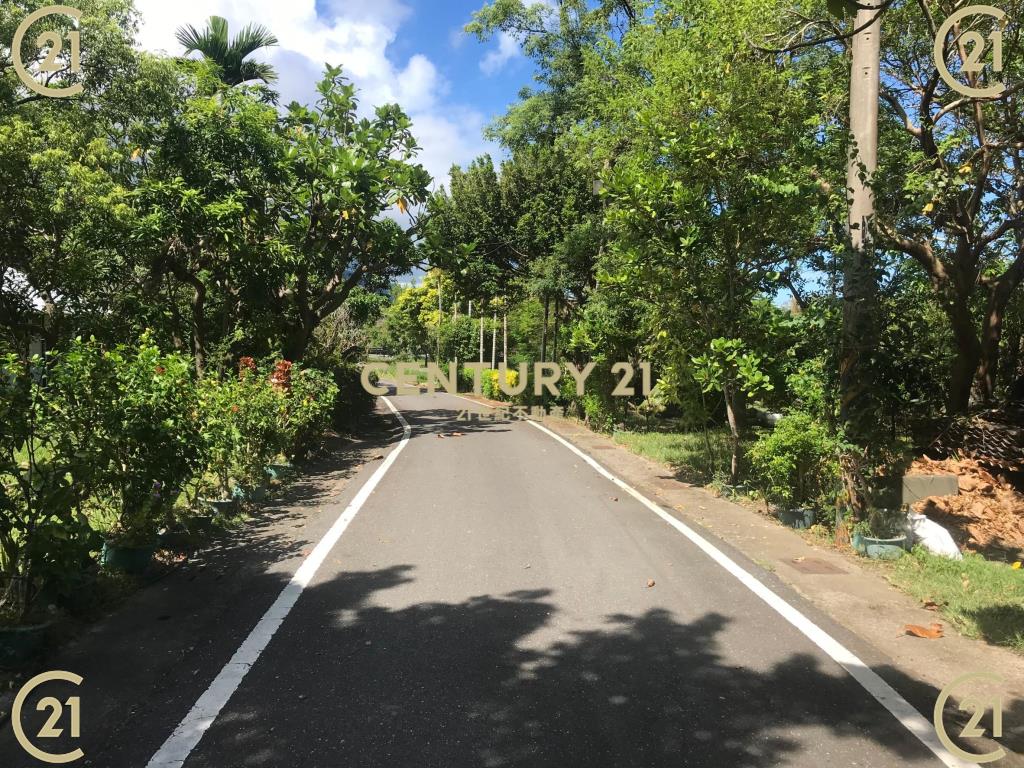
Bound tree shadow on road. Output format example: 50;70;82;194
189;566;955;768
403;406;515;438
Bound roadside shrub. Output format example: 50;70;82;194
329;362;374;432
282;365;339;458
44;337;203;546
0;354;95;624
196;374;241;498
481;367;521;402
91;340;203;544
748;412;841;509
230;358;286;490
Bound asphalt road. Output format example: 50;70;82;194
2;391;957;767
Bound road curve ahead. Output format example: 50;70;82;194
162;390;945;768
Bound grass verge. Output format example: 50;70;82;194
611;428;736;485
887;548;1024;653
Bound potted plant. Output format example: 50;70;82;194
75;339;204;573
858;507;908;560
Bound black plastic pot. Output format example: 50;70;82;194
0;621;52;667
100;541;156;574
778;507;816;530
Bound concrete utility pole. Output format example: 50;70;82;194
491;312;497;369
840;0;883;515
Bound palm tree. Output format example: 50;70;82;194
175;16;279;86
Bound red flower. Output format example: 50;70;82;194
270;359;293;390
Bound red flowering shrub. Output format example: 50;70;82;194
270;359;293;391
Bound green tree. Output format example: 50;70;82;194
271;67;431;360
175;15;279;86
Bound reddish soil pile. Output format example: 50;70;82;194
909;457;1024;556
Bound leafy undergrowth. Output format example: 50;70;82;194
612;428;737;485
887;548;1024;654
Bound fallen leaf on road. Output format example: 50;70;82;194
611;496;618;502
647;579;656;588
437;434;445;439
371;454;385;460
922;599;940;611
904;623;943;639
792;557;806;563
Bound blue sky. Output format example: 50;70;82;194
134;0;534;189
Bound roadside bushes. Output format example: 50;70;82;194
196;358;340;496
1;354;95;623
0;339;347;624
481;367;521;402
64;339;204;545
277;364;338;459
748;413;841;509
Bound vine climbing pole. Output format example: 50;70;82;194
839;0;883;526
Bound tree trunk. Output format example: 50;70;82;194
723;384;743;486
171;265;209;377
503;313;508;365
479;315;484;364
541;295;550;363
978;256;1024;402
552;298;560;361
947;298;982;414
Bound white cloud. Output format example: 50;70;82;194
479;30;519;76
448;26;467;50
132;0;493;187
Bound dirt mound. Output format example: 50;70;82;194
909;456;1024;557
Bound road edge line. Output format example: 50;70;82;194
146;397;412;768
525;417;969;768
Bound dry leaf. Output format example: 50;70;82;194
647;579;656;588
904;623;944;639
793;557;806;563
922;600;940;611
611;496;618;502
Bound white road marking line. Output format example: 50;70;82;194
525;418;970;768
146;397;411;768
